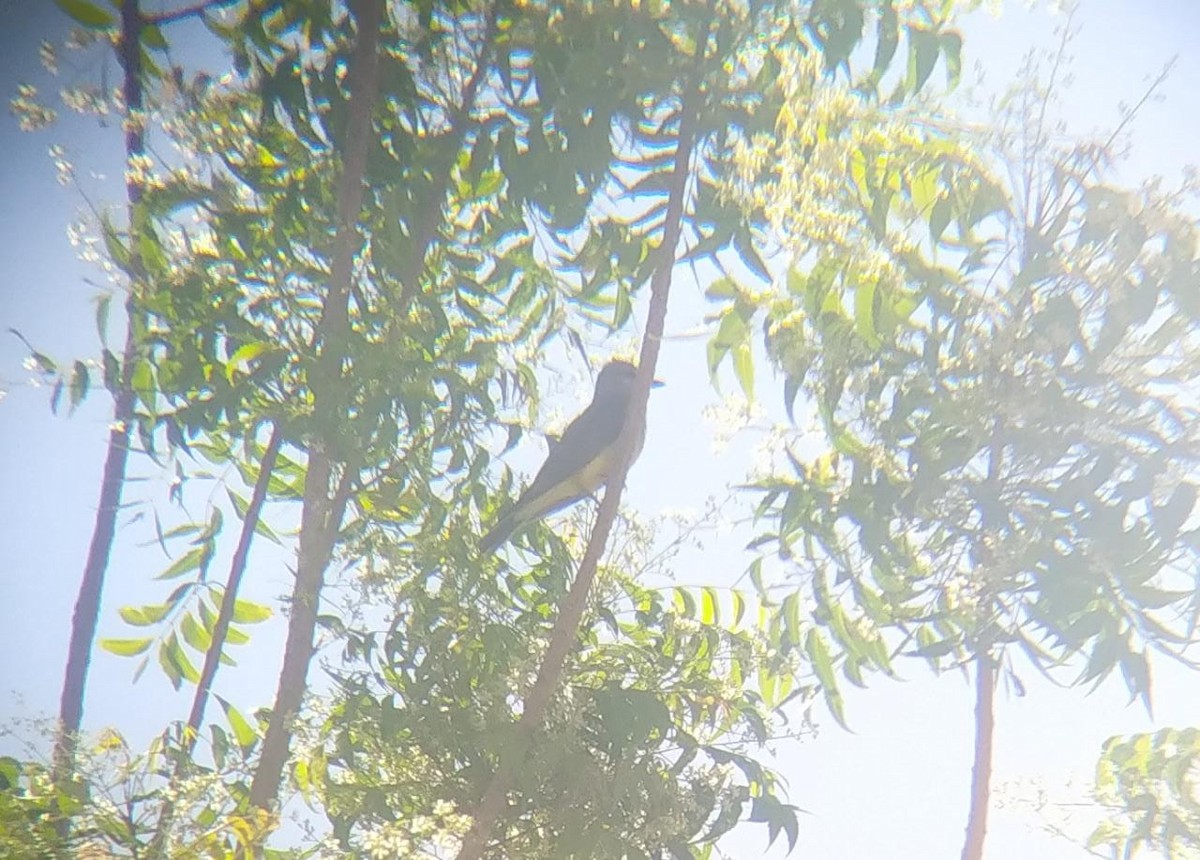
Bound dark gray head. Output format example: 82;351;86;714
591;360;662;403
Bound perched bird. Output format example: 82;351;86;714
479;360;661;554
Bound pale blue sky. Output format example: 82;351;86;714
2;2;1198;858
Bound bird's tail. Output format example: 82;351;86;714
478;512;518;555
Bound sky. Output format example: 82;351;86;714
1;1;1199;858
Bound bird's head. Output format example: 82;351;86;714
593;360;663;401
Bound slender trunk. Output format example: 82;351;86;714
247;0;489;815
248;459;352;809
454;16;713;857
186;426;283;736
53;372;134;779
961;654;996;860
53;0;145;799
149;426;283;853
247;0;384;813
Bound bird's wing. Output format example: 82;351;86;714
512;397;626;515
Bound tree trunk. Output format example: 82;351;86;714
248;456;351;809
53;381;134;780
53;0;145;800
454;19;711;858
187;426;283;737
247;0;384;814
961;654;996;860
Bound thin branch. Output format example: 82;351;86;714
144;0;240;27
961;653;996;860
248;0;385;815
52;0;146;830
187;424;285;735
455;10;715;857
150;424;284;852
398;5;500;308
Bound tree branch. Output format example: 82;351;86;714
961;653;996;860
248;0;384;815
455;13;713;857
187;425;284;737
150;424;284;852
144;0;241;26
53;0;146;822
398;5;499;307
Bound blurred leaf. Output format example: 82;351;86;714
100;637;153;657
55;0;113;28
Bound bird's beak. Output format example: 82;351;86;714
651;378;665;388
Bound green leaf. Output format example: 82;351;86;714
730;590;746;629
783;374;803;422
216;695;258;751
94;294;111;346
231;599;272;623
69;361;90;412
705;278;735;300
941;31;963;88
713;306;749;350
758;665;778;708
130;359;155;411
750;793;799;852
1087;820;1125;849
746;558;767;600
732;344;754;400
673;587;696;619
118;604;170;626
102;349;120;393
781;592;802;651
100;218;130;271
871;1;900;82
853;281;881;348
50;378;65;415
156;546;205;580
909;166;939;215
196;506;224;544
101;637;153;657
806;629;847;727
906;25;939;95
141;23;168;51
225;342;270;384
612;283;632;329
929;198;952;244
161;633;199;688
475;169;504;199
180;612;212;652
55;0;114;29
1119;648;1151;710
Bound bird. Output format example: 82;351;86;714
479;360;662;554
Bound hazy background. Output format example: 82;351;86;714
2;1;1198;856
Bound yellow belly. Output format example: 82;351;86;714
522;443;618;522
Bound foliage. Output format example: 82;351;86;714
0;727;271;859
17;0;1169;857
1090;727;1200;858
715;48;1200;719
308;513;808;858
